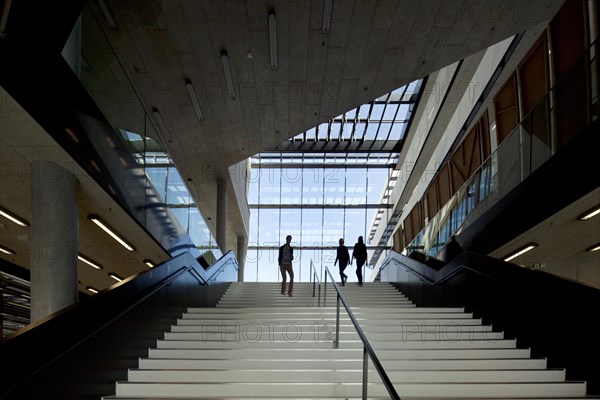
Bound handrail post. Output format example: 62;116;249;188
324;273;328;307
318;284;321;307
362;346;368;399
323;266;402;400
335;294;340;348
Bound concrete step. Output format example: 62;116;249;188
182;311;472;319
103;281;587;399
113;381;587;398
177;317;483;326
186;306;466;313
216;302;418;308
137;357;549;371
104;397;593;400
147;347;532;360
126;368;567;383
168;326;502;340
156;337;512;349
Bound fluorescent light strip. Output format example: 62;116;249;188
322;0;332;33
187;178;199;198
0;244;16;255
268;11;277;69
185;79;204;120
88;215;136;252
143;259;155;268
0;0;12;34
503;243;538;262
78;254;103;270
86;286;99;294
586;243;600;252
0;206;29;227
65;127;80;143
152;108;174;143
108;273;123;282
96;0;118;30
221;50;236;100
578;205;600;221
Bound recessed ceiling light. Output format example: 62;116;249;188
78;254;103;270
503;242;538;262
0;206;29;227
0;244;16;255
108;273;123;282
143;259;155;268
86;286;99;294
578;205;600;221
586;243;600;252
88;214;136;252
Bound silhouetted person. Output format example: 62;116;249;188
444;234;462;263
278;235;294;296
334;238;350;286
351;236;367;286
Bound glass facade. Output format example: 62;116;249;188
247;79;424;283
247;161;394;283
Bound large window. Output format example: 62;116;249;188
246;79;426;282
247;160;394;283
118;129;221;258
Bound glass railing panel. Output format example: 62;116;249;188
73;3;221;257
404;40;598;259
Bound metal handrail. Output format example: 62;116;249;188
206;254;238;284
380;251;545;294
380;255;462;286
309;260;321;307
321;266;401;400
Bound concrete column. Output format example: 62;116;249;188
216;178;227;252
237;235;246;282
30;161;78;323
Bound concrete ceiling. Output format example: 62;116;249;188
1;0;581;297
489;187;600;275
83;0;567;247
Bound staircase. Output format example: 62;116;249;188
103;282;589;399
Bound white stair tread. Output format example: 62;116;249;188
156;339;514;350
126;368;567;383
177;317;483;325
138;357;549;370
102;282;587;399
162;330;503;341
170;324;497;334
113;381;587;398
186;307;465;313
147;347;532;359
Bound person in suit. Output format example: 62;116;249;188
278;235;294;296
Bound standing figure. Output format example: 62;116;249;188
333;238;350;286
351;236;368;286
278;235;294;296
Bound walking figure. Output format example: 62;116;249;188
334;238;350;286
278;235;294;296
351;236;367;286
